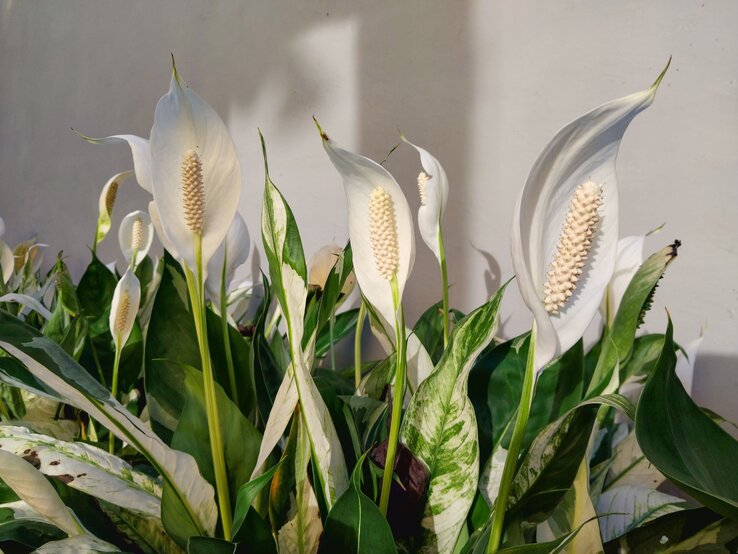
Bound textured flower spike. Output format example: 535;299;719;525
94;171;134;250
109;269;141;350
149;59;241;276
511;60;670;371
119;211;154;270
316;120;415;333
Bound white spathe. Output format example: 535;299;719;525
118;210;154;269
320;126;415;332
403;137;449;264
109;269;141;350
205;212;251;305
79;132;153;193
150;64;241;276
511;65;668;371
307;244;356;297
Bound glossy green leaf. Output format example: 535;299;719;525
635;317;738;520
319;453;397;553
400;286;506;553
588;242;679;397
188;536;237;554
169;363;261;508
231;460;281;542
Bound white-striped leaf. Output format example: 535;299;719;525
0;312;217;544
400;286;506;553
596;485;685;542
0;426;160;517
257;134;348;506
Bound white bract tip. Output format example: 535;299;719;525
109;269;141;350
369;186;400;281
119;210;154;268
543;181;603;314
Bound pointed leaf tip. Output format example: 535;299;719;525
312;116;329;141
652;56;671;89
258;129;270;175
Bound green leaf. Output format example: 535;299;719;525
315;308;359;359
77;254;117;339
508;403;598;523
400;286;506;553
319;453;397;553
0;310;217;544
169;363;261;509
0;518;65;549
635;316;738;520
188;536;237;554
588;242;679;397
413;301;465;364
232;461;281;544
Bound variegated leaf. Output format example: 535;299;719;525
400;286;506;553
277;416;322;554
0;426;161;517
0;313;217;543
257;134;348;506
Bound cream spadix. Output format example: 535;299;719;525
109;270;141;350
149;62;241;276
511;62;669;371
318;123;414;332
119;211;154;269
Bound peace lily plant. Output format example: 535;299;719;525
0;58;735;554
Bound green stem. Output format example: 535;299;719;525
108;346;122;454
92;224;99;255
438;222;450;348
220;252;239;406
329;310;337;371
354;301;367;389
487;322;537;554
379;276;406;516
184;237;233;540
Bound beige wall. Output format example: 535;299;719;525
1;1;736;419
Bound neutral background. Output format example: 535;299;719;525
1;1;736;419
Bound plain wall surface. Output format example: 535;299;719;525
1;1;736;419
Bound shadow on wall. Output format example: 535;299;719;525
693;354;738;435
